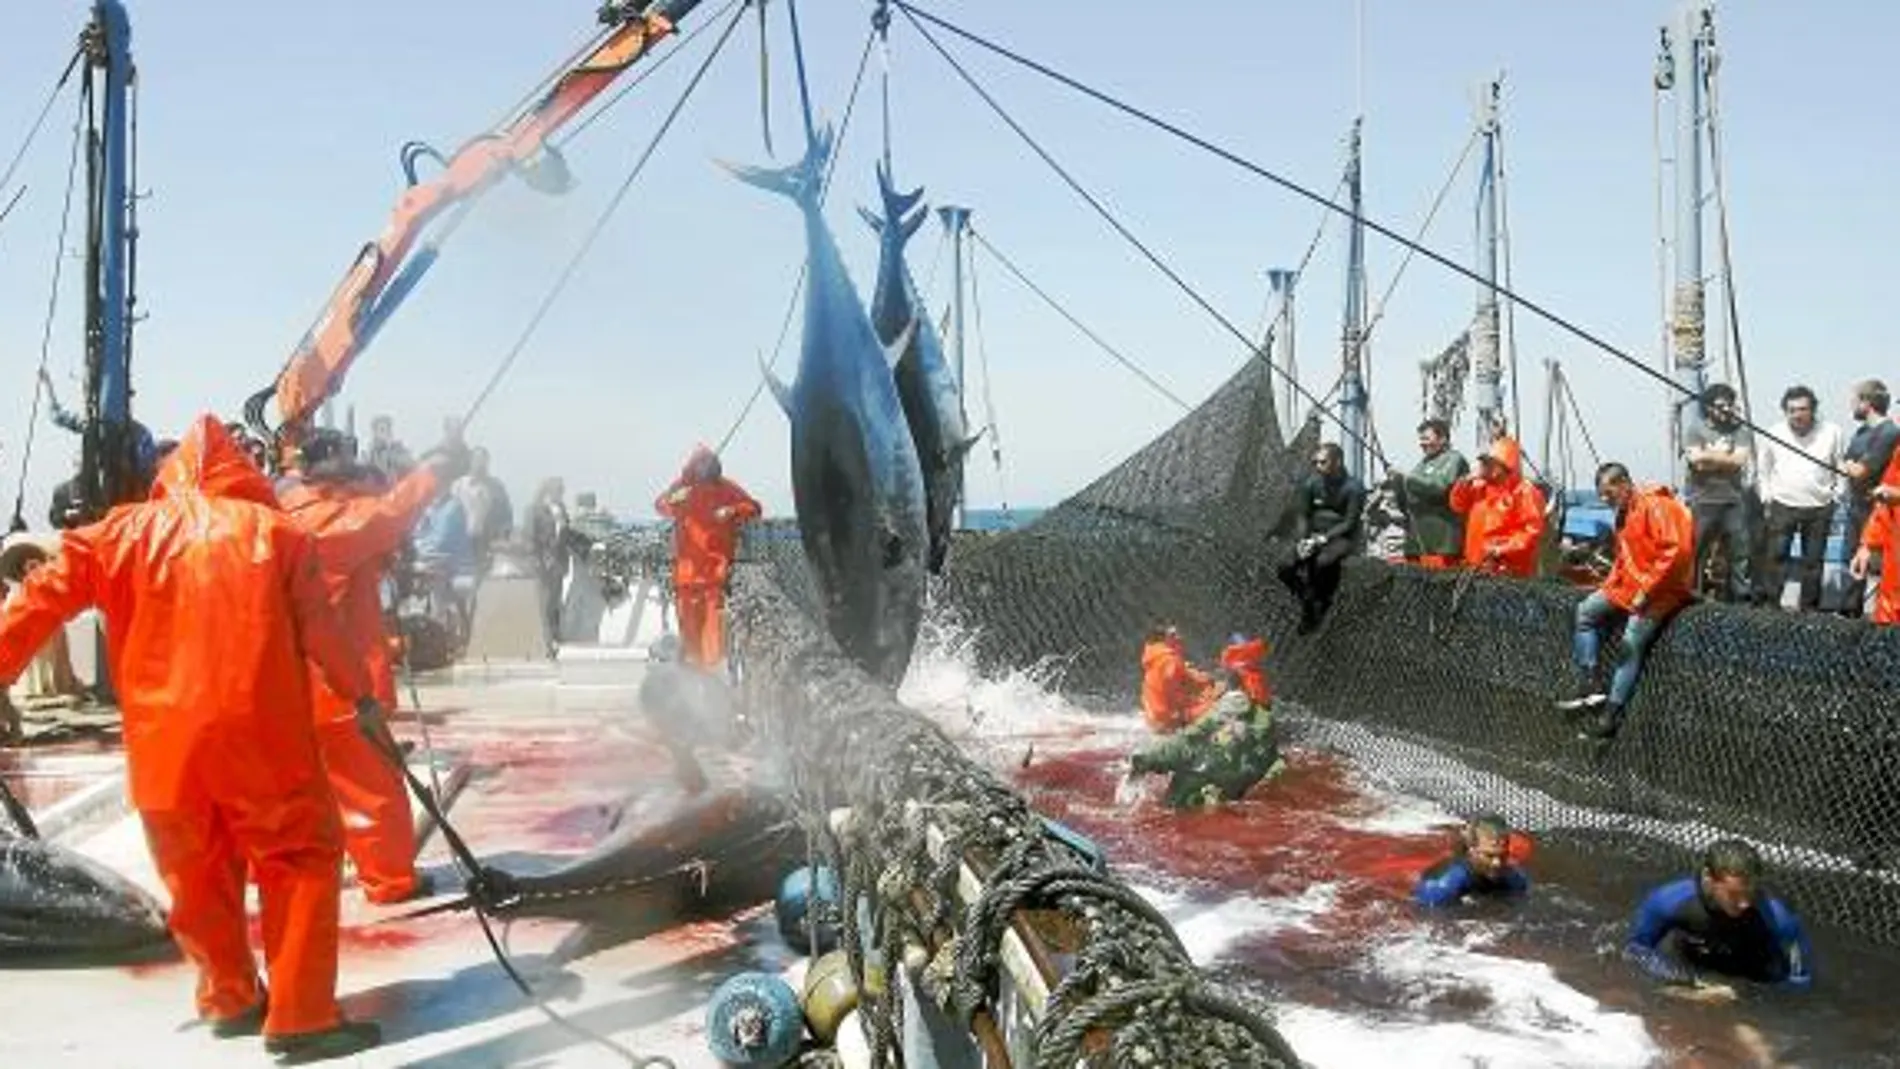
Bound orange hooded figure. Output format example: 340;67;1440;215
1854;502;1900;623
278;434;451;905
1219;633;1272;706
1601;484;1697;617
0;416;375;1044
654;445;761;667
1448;436;1548;578
1139;627;1218;733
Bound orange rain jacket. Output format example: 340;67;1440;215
1140;635;1217;734
0;416;372;1037
1859;503;1900;624
1219;636;1272;706
654;445;762;589
278;463;441;903
1600;484;1697;618
1448;436;1548;578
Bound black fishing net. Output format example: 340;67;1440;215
726;564;1301;1068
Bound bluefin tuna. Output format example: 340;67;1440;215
723;129;929;685
0;830;174;963
430;775;801;962
860;161;980;575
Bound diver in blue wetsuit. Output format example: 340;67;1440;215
1414;815;1532;907
1626;839;1813;1000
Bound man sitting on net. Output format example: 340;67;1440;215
1127;687;1283;809
1626;839;1813;1002
1413;815;1533;907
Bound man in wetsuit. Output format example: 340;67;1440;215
1127;688;1283;809
1626;839;1813;1000
1278;442;1365;633
1413;815;1531;907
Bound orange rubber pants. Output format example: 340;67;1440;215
315;719;420;904
139;782;344;1038
676;583;727;667
1414;554;1459;570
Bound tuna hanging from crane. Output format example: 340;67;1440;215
860;162;981;576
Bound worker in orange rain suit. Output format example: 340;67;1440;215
0;416;384;1060
1139;625;1219;733
1851;491;1900;624
276;425;469;905
654;445;761;668
1448;435;1549;578
1219;632;1272;707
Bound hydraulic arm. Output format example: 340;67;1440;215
244;0;704;454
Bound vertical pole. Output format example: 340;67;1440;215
939;205;971;527
1266;268;1298;439
1338;118;1369;480
1664;0;1712;465
1471;77;1504;448
96;0;132;435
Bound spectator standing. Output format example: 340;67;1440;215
1753;385;1844;610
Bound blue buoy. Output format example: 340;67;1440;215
705;972;803;1067
775;865;841;955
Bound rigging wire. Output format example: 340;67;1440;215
889;0;1839;479
966;231;1010;514
715;26;879;453
1360;122;1479;345
0;186;25;231
1704;52;1754;446
10;88;87;530
460;0;749;430
1496;116;1524;439
0;48;83;201
1651;57;1677;451
893;4;1394;470
968;227;1188;412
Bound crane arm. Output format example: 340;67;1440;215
248;0;703;445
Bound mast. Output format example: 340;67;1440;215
1266;268;1298;440
939;204;972;527
1471;76;1505;446
77;0;139;517
1657;0;1714;463
1338;118;1370;480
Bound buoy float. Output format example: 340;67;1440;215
775;866;841;956
705;972;803;1067
832;1008;873;1069
800;949;861;1044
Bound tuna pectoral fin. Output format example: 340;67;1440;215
882;317;917;370
952;426;988;462
857;204;884;234
760;353;794;416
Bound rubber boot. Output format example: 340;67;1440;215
209;997;268;1039
265;1019;382;1064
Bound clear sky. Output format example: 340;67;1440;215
1;1;1894;522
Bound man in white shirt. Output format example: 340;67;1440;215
1753;385;1845;610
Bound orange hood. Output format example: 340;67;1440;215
1481;436;1523;482
150;414;279;508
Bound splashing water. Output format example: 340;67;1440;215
898;610;1666;1068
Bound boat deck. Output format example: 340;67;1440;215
3;651;802;1068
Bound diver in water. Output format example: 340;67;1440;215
1127;688;1284;809
1413;815;1532;907
1626;839;1813;1000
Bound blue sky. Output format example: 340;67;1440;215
1;1;1895;521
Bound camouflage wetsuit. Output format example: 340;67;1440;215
1130;691;1284;808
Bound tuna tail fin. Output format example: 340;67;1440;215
719;125;835;205
875;159;926;234
760;351;794;416
882;316;917;370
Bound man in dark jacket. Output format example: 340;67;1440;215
1277;442;1365;633
1400;418;1470;568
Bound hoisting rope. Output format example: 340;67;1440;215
458;0;748;432
889;0;1845;483
782;0;819;148
967;227;1189;412
555;1;741;151
875;0;895;174
1495;119;1525;440
0;186;24;232
964;229;1011;514
892;3;1396;473
715;25;878;453
1703;51;1756;465
9;87;87;532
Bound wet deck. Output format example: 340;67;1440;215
2;650;803;1068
